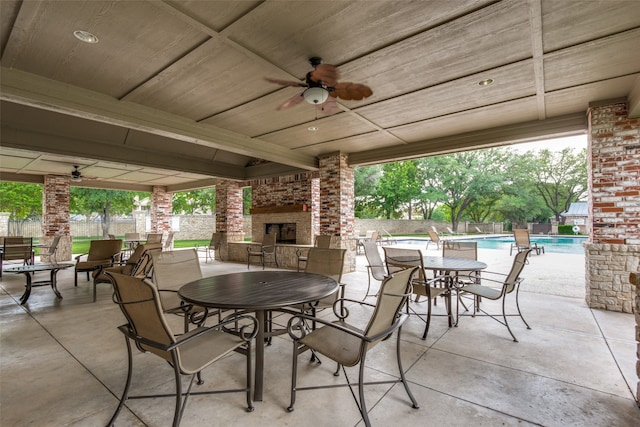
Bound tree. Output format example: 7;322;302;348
354;165;382;218
70;188;146;238
528;148;588;221
0;182;42;234
172;188;216;214
376;161;421;219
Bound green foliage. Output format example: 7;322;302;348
172;188;216;214
70;188;147;238
558;224;579;235
0;182;42;220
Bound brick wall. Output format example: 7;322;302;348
41;176;72;261
251;172;317;207
215;182;243;241
150;186;172;234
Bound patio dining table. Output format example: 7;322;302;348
178;270;338;401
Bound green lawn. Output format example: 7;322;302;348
69;237;209;255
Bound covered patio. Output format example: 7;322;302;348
1;246;637;426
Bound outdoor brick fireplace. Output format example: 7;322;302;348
250;206;313;245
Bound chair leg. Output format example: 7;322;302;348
357;360;372;427
287;341;300;412
171;356;185;427
515;286;531;330
245;340;254;412
108;336;134;427
421;294;433;340
502;296;518;342
396;327;420;410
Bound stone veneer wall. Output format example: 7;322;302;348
250;212;313;245
41;175;72;261
632;272;640;405
585;101;640;312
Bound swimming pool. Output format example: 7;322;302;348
397;236;587;254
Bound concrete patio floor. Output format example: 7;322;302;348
1;244;638;426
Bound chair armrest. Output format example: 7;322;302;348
74;253;89;262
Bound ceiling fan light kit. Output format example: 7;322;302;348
71;165;83;182
303;87;329;104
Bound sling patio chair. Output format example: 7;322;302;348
362;241;387;299
383;246;452;340
442;241;480;323
151;249;211;332
39;235;62;263
457;249;532;342
295;234;333;272
247;233;278;269
163;231;175;251
92;242;162;301
286;267;420;427
145;232;163;244
74;239;122;297
196;232;224;262
426;229;443;250
0;237;34;277
510;229;544;256
105;272;258;427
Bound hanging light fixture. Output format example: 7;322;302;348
303;87;329;105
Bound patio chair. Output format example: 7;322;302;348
39;235;61;263
442;241;480;322
145;232;163;244
0;237;34;277
163;231;175;251
151;249;210;331
286;267;420;427
381;228;397;245
196;232;224;262
105;272;257;427
356;230;379;254
510;229;544;256
295;234;332;271
474;226;484;234
426;229;443;250
92;242;162;301
74;238;122;290
383;246;452;340
247;233;277;269
445;226;460;235
362;241;387;299
458;249;532;342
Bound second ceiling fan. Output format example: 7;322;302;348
266;57;373;115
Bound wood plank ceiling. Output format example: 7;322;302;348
1;0;639;191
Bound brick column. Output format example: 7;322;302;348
215;181;244;242
150;186;172;236
585;100;640;313
632;272;640;405
42;175;72;261
319;153;356;272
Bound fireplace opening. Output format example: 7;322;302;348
265;223;297;244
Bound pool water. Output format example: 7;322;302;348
397;236;586;254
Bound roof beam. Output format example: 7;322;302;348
0;67;319;171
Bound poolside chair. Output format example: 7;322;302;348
106;272;257;427
445;226;460;235
163;231;175;251
362;241;387;299
510;229;544;256
442;241;480;322
196;232;224;262
426;229;443;250
474;226;484;234
296;234;332;271
383;246;452;340
247;233;277;269
457;249;532;342
286;267;420;427
381;228;397;245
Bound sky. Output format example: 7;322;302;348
513;135;587;152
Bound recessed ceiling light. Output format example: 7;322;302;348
307;126;319;132
73;30;99;44
478;78;494;86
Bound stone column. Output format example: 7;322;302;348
319;152;356;272
632;272;640;405
41;175;72;261
0;212;10;236
215;181;244;243
150;186;172;236
133;210;146;235
585;100;640;312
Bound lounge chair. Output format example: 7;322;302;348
510;229;544;256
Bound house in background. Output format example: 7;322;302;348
562;202;589;234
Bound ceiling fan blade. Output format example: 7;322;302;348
276;92;305;110
309;64;339;87
318;96;341;115
265;77;307;88
333;82;373;101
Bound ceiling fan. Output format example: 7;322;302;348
265;57;373;115
70;165;88;182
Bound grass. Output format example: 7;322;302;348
69;237;209;255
